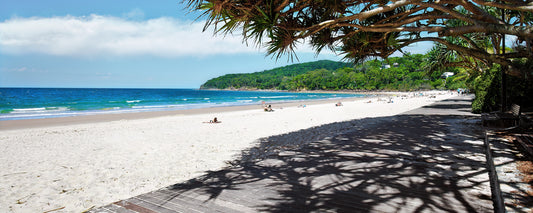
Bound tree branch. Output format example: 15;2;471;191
416;2;477;24
471;0;533;12
417;37;529;77
441;24;533;40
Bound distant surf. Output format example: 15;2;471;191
0;88;367;120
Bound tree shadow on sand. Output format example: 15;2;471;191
134;98;495;212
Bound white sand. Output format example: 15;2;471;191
0;91;455;212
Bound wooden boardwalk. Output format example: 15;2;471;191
90;96;493;212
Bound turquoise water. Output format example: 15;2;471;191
0;88;366;120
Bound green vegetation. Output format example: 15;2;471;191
200;60;351;90
201;53;465;91
472;65;533;113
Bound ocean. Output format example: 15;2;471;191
0;88;366;120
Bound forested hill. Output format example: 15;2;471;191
200;60;352;90
200;54;466;91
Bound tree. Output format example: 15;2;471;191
185;0;533;79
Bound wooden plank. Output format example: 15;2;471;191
161;178;286;209
126;197;179;213
142;190;241;213
143;190;215;213
113;200;158;213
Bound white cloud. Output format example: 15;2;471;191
0;15;274;57
0;15;438;59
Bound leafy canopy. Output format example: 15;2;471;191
185;0;533;78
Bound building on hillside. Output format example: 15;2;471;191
441;72;454;78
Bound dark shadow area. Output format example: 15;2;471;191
421;100;472;110
158;103;493;212
404;97;477;117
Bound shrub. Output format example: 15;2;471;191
472;66;501;113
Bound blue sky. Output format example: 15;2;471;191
0;0;434;88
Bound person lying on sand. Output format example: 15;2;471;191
203;117;221;123
335;102;343;107
264;105;274;112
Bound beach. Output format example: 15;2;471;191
0;91;455;212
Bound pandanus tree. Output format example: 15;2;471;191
184;0;533;79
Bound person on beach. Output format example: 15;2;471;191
204;117;221;123
335;102;343;107
264;105;274;112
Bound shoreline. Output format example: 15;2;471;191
0;96;372;131
0;88;374;129
0;90;447;131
